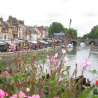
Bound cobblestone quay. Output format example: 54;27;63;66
0;45;62;67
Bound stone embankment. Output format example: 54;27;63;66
0;45;62;57
0;45;62;67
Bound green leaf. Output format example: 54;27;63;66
89;70;98;74
51;71;57;80
42;59;46;64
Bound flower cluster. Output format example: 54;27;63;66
0;89;40;98
9;43;16;51
81;58;92;73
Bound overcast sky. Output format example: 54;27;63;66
0;0;98;37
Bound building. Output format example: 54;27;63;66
0;17;14;40
0;16;27;40
53;31;65;40
7;16;26;39
27;26;48;40
0;16;48;40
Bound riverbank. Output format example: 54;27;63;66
0;45;62;57
0;45;62;68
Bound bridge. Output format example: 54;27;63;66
67;38;98;46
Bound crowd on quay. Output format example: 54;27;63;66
0;38;64;52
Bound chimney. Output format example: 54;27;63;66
22;21;24;25
8;16;12;25
0;17;3;22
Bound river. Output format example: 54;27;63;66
43;43;98;83
62;43;98;82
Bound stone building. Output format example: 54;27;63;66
27;25;48;40
0;16;26;40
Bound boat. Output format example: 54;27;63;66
67;43;73;48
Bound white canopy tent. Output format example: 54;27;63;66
39;40;48;44
4;40;20;45
0;41;7;45
28;40;37;44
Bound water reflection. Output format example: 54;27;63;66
44;45;98;83
80;42;86;47
65;45;98;82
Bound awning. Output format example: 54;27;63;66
16;39;26;42
14;40;20;44
0;41;7;45
28;40;37;44
39;40;48;44
4;40;20;45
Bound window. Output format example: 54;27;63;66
14;26;17;31
4;35;6;39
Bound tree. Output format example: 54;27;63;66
83;25;98;39
48;22;65;36
68;28;77;38
48;22;77;38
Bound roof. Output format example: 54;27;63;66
12;17;20;24
5;21;12;26
27;27;36;34
36;26;43;33
54;32;65;36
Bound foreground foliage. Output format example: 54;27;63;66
0;46;98;98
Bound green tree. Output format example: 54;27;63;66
68;28;77;38
48;22;65;36
83;25;98;39
48;22;77;38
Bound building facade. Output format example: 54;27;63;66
0;16;48;40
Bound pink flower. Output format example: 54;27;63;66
10;91;27;98
83;58;91;67
32;94;40;98
18;91;27;98
4;71;10;76
55;82;59;87
64;57;69;64
10;94;17;98
1;71;10;77
10;82;13;85
28;96;33;98
59;78;63;82
54;97;60;98
72;84;76;87
81;58;91;73
0;89;8;98
9;43;16;51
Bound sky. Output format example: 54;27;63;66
0;0;98;37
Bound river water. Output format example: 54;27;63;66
61;43;98;82
43;43;98;83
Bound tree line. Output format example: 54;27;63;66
83;25;98;39
48;22;77;39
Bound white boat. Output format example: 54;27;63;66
67;43;73;48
